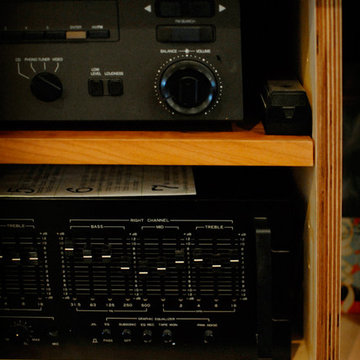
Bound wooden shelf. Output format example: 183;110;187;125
0;123;313;166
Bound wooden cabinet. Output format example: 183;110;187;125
0;1;342;359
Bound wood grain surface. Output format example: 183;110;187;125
0;124;314;166
315;0;342;359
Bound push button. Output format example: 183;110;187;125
188;0;215;17
156;0;215;17
87;29;110;39
155;0;182;17
66;31;87;40
23;31;44;41
157;25;215;43
44;31;66;40
88;79;104;97
1;31;24;41
108;79;124;96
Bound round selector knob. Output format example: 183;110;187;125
203;329;215;344
30;72;63;102
101;328;112;340
142;329;153;343
159;60;217;115
121;328;132;343
162;329;173;344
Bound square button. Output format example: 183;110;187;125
156;0;182;17
157;25;215;43
1;31;24;41
87;29;110;39
188;0;215;17
66;31;87;40
45;31;66;40
88;79;104;97
108;79;124;96
24;31;45;41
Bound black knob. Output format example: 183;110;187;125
160;60;217;115
203;329;214;344
101;328;112;340
162;329;173;344
121;328;132;343
30;72;63;102
142;329;152;343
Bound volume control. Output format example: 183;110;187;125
159;60;217;115
30;72;63;102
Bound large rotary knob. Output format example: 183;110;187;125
159;60;217;115
30;72;63;102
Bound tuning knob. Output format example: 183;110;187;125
159;60;217;115
30;72;63;102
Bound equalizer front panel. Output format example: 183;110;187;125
61;218;249;309
0;212;257;358
0;164;296;359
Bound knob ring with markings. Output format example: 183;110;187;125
155;56;222;116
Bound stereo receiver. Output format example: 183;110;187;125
0;166;297;359
0;0;243;123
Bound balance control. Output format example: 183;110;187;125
30;72;63;102
159;60;217;115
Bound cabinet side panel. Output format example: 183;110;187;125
294;0;318;357
315;1;342;359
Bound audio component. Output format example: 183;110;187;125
0;167;295;359
261;80;312;135
0;1;243;123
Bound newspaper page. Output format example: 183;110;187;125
0;165;196;197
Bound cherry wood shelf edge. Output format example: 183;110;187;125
0;123;314;166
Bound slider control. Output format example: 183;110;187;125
82;249;93;262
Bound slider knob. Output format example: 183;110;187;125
30;72;63;102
